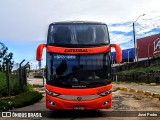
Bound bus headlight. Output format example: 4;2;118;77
99;90;112;96
46;89;60;97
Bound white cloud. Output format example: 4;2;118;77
0;0;160;42
108;25;133;33
111;35;132;44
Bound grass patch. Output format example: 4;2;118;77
116;66;160;84
0;72;43;111
0;85;43;111
150;83;157;86
117;66;160;74
34;75;43;78
32;84;44;88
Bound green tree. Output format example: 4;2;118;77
0;42;14;72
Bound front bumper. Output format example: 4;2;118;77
46;94;112;110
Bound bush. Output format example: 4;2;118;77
0;72;21;97
0;72;43;111
0;89;43;111
11;91;42;108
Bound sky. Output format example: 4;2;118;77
0;0;160;69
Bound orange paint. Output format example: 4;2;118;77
36;44;122;62
36;43;122;110
46;84;112;110
36;44;46;61
46;94;112;110
47;45;111;54
111;44;122;63
46;84;112;95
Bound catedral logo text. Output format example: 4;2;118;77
64;49;88;52
153;38;160;57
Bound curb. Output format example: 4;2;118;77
39;91;46;94
137;90;145;94
120;87;128;91
114;87;160;100
152;93;160;98
144;91;152;96
129;88;137;92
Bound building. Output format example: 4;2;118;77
111;48;135;63
137;33;160;59
111;33;160;63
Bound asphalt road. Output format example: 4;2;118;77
1;78;159;120
1;90;158;120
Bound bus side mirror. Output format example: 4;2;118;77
111;44;122;63
36;44;46;61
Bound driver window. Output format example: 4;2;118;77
54;27;71;44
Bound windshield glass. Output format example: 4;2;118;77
46;53;111;88
48;24;109;45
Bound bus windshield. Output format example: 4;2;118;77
46;53;111;88
48;24;109;45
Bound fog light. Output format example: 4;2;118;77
48;100;56;106
103;100;110;105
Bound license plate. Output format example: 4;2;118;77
74;106;84;110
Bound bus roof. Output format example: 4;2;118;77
50;21;107;25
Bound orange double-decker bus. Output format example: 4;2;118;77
36;21;122;110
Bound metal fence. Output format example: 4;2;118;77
5;59;29;95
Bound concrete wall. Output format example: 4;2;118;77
112;57;160;83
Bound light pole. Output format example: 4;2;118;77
148;43;150;60
147;43;150;66
133;14;145;62
111;56;114;67
128;50;130;63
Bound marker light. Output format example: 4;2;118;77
48;100;56;106
103;100;110;105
